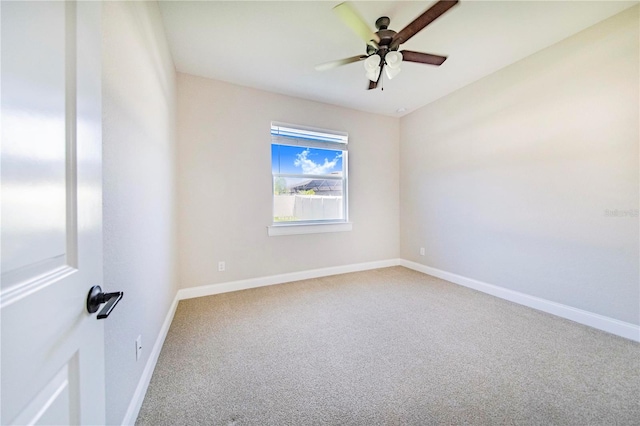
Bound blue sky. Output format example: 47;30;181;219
272;145;343;175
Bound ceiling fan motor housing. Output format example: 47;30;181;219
375;16;390;30
367;17;397;56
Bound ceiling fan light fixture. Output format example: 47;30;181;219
364;54;381;71
366;68;381;82
364;54;381;82
385;66;401;80
385;51;403;68
383;51;402;80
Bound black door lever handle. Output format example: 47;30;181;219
86;285;123;319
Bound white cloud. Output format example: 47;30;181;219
294;149;341;175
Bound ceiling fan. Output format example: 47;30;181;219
316;0;459;90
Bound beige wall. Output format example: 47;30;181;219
102;2;177;424
400;7;639;325
177;73;400;288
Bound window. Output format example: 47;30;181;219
270;122;350;235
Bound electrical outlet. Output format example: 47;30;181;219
420;247;425;256
218;261;226;272
136;335;142;361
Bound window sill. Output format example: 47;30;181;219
268;222;353;236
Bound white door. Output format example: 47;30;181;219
1;1;106;424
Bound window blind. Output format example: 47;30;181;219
271;122;348;150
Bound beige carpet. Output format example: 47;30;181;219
137;267;640;425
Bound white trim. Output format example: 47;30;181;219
268;222;352;236
125;257;639;424
400;259;640;342
121;294;180;425
123;259;399;423
271;121;348;144
177;259;401;300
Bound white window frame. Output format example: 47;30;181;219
268;122;352;236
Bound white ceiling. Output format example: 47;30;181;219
158;1;636;117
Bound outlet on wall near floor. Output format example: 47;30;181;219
218;261;226;272
136;335;142;361
420;247;425;256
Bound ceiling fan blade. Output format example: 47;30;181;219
334;2;381;44
400;50;447;66
315;55;367;71
391;0;458;49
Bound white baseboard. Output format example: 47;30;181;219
124;257;639;424
177;258;402;300
121;293;180;425
121;259;400;424
400;259;640;342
